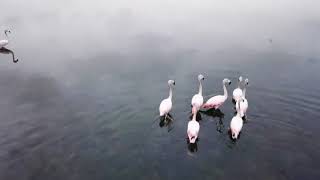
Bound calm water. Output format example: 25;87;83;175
1;1;320;179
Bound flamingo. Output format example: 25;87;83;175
233;76;243;102
159;80;175;121
230;98;244;140
191;74;205;113
236;78;249;118
0;30;11;48
202;78;231;109
187;106;200;144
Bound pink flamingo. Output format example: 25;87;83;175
187;107;200;143
202;78;231;109
233;76;243;102
159;80;175;120
191;74;205;113
230;98;244;139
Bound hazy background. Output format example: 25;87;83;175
1;0;320;65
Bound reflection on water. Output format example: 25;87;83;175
200;108;225;133
0;47;18;63
159;113;174;132
187;138;198;153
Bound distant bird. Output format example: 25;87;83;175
268;38;273;43
233;76;243;102
0;30;11;48
230;98;244;140
236;78;249;118
191;74;205;113
0;47;18;63
159;80;175;120
187;106;200;144
203;78;231;109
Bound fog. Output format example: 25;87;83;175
1;0;319;61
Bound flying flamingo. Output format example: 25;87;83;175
0;30;11;48
233;76;243;102
236;78;249;118
159;80;175;121
187;106;200;144
202;78;231;109
191;74;205;113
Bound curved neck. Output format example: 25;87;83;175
11;51;18;63
223;83;228;98
198;80;202;96
168;85;173;100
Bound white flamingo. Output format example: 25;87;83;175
230;98;244;140
233;76;243;102
236;78;249;118
191;74;205;113
202;78;231;109
187;107;200;144
159;80;175;120
0;30;11;48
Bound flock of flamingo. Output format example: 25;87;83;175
2;28;249;143
0;29;18;63
159;75;249;143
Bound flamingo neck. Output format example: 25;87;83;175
243;85;247;99
198;80;202;96
192;107;197;121
223;83;228;99
168;85;173;100
236;99;241;117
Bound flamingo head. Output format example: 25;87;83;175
238;76;243;82
223;78;231;85
198;74;205;81
4;30;11;37
168;80;175;86
244;78;249;86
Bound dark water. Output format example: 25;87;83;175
1;1;320;180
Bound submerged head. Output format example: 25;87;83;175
4;30;11;37
198;74;205;81
223;78;231;85
168;80;175;86
231;129;239;139
244;78;249;86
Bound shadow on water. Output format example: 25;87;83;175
186;138;199;153
200;108;225;133
0;47;18;63
159;113;174;132
188;111;202;121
